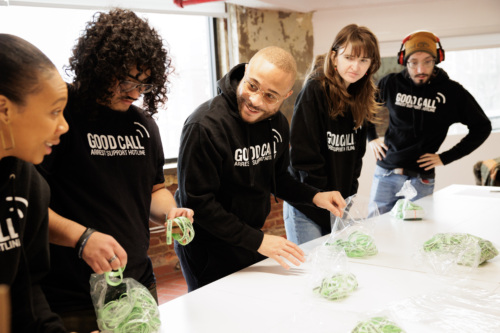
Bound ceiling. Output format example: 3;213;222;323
3;0;429;16
223;0;417;13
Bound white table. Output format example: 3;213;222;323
159;185;500;332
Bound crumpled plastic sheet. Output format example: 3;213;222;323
386;286;500;333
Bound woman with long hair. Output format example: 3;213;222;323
284;24;381;244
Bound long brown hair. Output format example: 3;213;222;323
306;24;381;129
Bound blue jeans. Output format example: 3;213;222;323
283;202;329;245
369;165;435;215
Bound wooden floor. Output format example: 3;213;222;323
155;270;188;305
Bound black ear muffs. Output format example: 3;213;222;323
397;33;446;65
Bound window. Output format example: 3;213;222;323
0;6;215;159
439;47;500;134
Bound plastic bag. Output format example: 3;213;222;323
390;180;424;220
308;244;358;301
420;233;499;270
385;286;500;333
351;315;406;333
325;194;379;258
90;268;161;333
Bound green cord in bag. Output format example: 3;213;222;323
352;316;405;333
95;267;161;332
326;231;378;257
313;272;358;300
166;216;195;245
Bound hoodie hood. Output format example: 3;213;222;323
217;63;246;117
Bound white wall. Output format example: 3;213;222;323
312;0;500;57
311;0;500;198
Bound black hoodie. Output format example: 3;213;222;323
287;79;367;229
175;64;319;285
367;67;491;172
0;157;66;332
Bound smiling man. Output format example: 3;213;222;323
367;30;492;214
175;46;347;291
35;9;193;332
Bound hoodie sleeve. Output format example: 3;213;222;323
288;81;329;191
176;122;264;252
439;85;492;165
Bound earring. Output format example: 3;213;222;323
0;122;15;150
334;66;337;71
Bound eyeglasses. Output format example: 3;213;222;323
407;59;435;69
242;78;282;105
119;80;154;94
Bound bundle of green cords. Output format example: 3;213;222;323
352;316;405;333
326;231;378;258
391;199;424;220
98;268;161;333
313;272;358;300
423;233;498;266
166;216;195;245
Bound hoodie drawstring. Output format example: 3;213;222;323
246;125;255;188
268;119;278;203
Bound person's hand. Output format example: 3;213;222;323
417;153;443;171
257;234;305;269
166;207;194;223
369;138;388;160
312;191;346;217
82;231;127;274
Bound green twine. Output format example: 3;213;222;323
166;216;195;245
352;316;405;333
313;272;358;300
326;231;378;257
391;199;423;220
106;266;125;286
423;233;499;266
100;268;161;333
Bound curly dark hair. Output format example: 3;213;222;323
67;8;172;116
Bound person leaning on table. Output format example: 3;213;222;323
0;34;71;333
367;30;491;215
175;46;347;292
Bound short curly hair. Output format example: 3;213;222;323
67;8;171;116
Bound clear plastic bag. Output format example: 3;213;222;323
90;269;161;333
325;194;379;258
308;245;358;301
390;180;425;220
415;233;499;276
386;286;500;333
351;314;406;333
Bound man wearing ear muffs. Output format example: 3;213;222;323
367;30;491;214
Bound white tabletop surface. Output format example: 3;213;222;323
158;185;500;333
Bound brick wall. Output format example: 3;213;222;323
148;183;286;278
